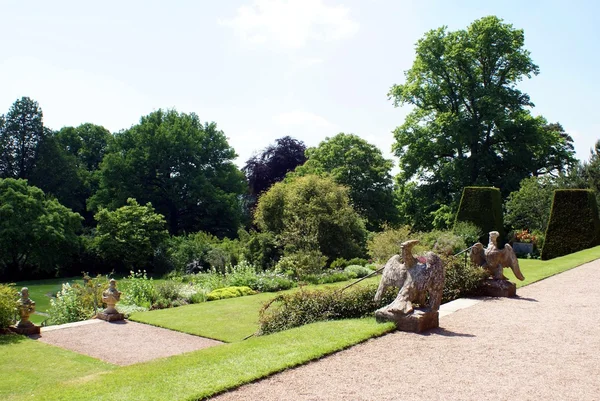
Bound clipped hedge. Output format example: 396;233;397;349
206;286;257;301
455;187;504;245
541;190;600;260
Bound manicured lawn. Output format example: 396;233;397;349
130;277;379;342
9;318;394;401
504;245;600;287
0;334;115;401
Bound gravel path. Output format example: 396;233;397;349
34;320;222;366
213;259;600;401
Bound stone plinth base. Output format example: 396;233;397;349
375;307;439;333
96;312;124;322
480;279;516;297
8;324;41;335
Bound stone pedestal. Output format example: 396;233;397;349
375;307;439;333
480;279;516;297
96;312;124;322
8;322;41;335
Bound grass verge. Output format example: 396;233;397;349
34;318;395;401
0;334;115;401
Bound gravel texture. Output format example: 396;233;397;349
33;320;222;366
212;259;600;401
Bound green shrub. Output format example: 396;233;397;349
49;283;93;325
330;258;349;269
239;230;281;270
347;257;368;266
344;265;372;278
206;286;257;301
455;187;504;244
274;249;327;279
258;284;396;335
121;270;157;308
542;190;600;260
442;256;487;302
251;274;295;292
416;230;466;255
452;221;482;248
0;284;17;328
367;225;412;262
156;281;181;302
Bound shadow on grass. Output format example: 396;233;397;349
424;327;475;338
0;332;29;345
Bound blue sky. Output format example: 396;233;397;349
1;0;598;171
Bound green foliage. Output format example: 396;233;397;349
89;109;246;237
0;178;83;280
347;257;368;266
167;231;243;274
505;176;556;233
0;283;17;328
452;221;482;248
206;286;256;301
389;16;575;228
294;133;398;230
239;230;281;270
455;187;504;244
121;270;157;308
542;190;600;260
258;284;396;335
330;258;349;269
48;274;110;325
93;199;169;272
274;250;328;279
417;230;466;256
367;225;412;263
344;265;372;278
442;256;487;302
255;175;367;262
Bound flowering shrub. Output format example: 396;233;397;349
121;270;156;308
514;229;537;244
49;283;93;325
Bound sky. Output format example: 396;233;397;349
1;0;599;172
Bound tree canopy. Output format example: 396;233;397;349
294;133;397;230
389;16;576;229
254;174;366;261
89;109;246;237
0;178;82;280
243;136;307;197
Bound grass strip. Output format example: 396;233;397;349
504;245;600;287
35;318;395;401
0;334;115;401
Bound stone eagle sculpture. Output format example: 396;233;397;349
374;239;445;315
470;231;525;281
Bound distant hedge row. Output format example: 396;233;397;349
541;190;600;260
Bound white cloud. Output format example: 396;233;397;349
273;110;337;130
220;0;359;49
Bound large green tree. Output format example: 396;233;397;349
0;178;82;280
254;174;367;261
89;109;246;237
294;133;398;231
0;97;49;179
389;16;576;229
504;176;556;233
93;198;169;272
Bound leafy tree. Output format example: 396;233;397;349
0;178;82;280
505;176;556;232
294;133;397;231
389;16;576;229
90;109;246;237
254;174;367;262
0;97;49;179
243;136;307;197
93;198;169;271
